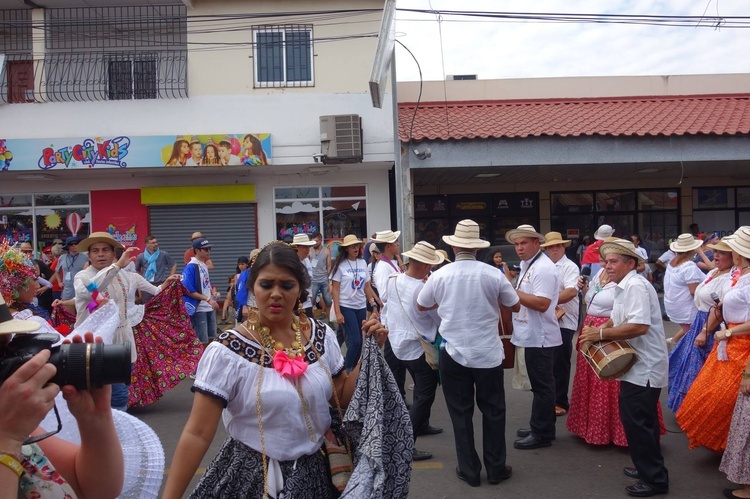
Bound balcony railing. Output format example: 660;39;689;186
0;50;188;103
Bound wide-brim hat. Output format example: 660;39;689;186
436;249;451;262
505;224;545;244
599;239;645;265
339;235;363;247
291;234;315;247
540;231;572;248
707;239;733;253
372;230;401;244
62;235;82;250
725;228;750;260
0;295;41;335
669;233;702;253
443;219;490;249
594;224;615;241
403;241;445;266
190;231;203;241
78;232;124;253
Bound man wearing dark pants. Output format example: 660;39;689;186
382;241;445;460
580;239;669;497
541;231;580;416
419;220;520;487
506;224;561;450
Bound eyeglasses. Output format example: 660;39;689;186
68;243;78;247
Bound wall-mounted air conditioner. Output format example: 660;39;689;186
319;114;363;164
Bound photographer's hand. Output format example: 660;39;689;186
60;332;113;421
0;349;59;452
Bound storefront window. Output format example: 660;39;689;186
0;193;90;253
596;191;636;212
274;186;367;250
692;187;745;238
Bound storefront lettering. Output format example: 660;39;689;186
107;224;138;245
456;202;486;211
38;137;131;170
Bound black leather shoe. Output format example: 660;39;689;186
455;467;480;487
415;425;443;437
513;434;552;450
488;465;512;484
624;467;639;479
412;449;432;461
516;428;532;438
625;482;668;497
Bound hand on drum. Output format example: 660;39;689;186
579;325;601;344
362;312;388;348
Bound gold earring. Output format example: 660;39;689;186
297;299;311;334
245;306;260;332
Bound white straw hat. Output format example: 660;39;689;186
599;239;645;264
339;234;363;247
372;230;401;244
594;224;615;241
291;234;315;247
0;295;41;335
540;231;572;248
725;227;750;260
505;224;546;244
402;241;445;266
669;233;702;253
443;219;490;249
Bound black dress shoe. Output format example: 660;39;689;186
625;481;668;497
513;434;552;450
516;428;532;438
415;425;443;436
488;465;512;484
624;467;639;479
455;467;480;487
724;489;746;498
412;449;432;461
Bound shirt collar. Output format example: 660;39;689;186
616;269;638;290
521;250;542;266
455;251;476;261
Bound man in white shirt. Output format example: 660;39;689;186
580;239;669;497
418;220;520;487
382;241;445;461
291;233;316;318
506;224;561;450
74;232;140;411
540;231;580;417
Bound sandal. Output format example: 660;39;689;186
555;406;567;416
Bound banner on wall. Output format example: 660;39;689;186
0;134;271;172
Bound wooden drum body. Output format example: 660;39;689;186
582;340;637;381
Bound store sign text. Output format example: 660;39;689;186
39;137;130;170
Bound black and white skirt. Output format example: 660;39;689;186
190;437;336;499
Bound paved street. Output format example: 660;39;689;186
132;321;733;498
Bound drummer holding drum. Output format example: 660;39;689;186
579;239;669;498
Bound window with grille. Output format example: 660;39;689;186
107;57;157;100
253;25;314;88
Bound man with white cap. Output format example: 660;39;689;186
418;220;520;487
506;224;561;450
540;231;580;417
291;233;316;318
579;239;669;497
581;224;615;276
382;241;445;461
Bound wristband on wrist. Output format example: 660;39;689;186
0;453;24;477
599;328;604;341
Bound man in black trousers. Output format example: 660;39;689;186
580;239;669;497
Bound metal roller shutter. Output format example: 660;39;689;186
148;204;257;292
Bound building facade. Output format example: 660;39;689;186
1;0;395;281
397;74;750;261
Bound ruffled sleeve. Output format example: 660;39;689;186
191;341;247;407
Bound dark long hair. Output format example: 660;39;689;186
236;256;249;274
249;243;310;303
330;241;360;279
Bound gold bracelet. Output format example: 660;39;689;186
0;453;24;477
742;372;750;380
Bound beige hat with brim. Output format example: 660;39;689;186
594;224;615;241
669;233;702;253
540;231;572;248
372;230;401;244
190;231;203;241
708;239;733;252
0;295;41;335
599;239;645;265
505;224;546;244
291;234;315;247
725;228;750;260
339;235;363;247
443;219;490;249
78;232;124;253
403;241;445;266
436;249;451;263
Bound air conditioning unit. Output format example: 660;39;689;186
319;114;363;164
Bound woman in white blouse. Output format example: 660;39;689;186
663;234;712;344
163;242;387;498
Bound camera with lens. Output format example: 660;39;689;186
0;333;131;390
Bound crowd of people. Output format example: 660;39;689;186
2;218;750;498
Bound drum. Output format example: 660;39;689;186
582;340;637;381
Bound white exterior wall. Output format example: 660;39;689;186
0;0;395;243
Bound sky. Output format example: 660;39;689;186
394;0;749;82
